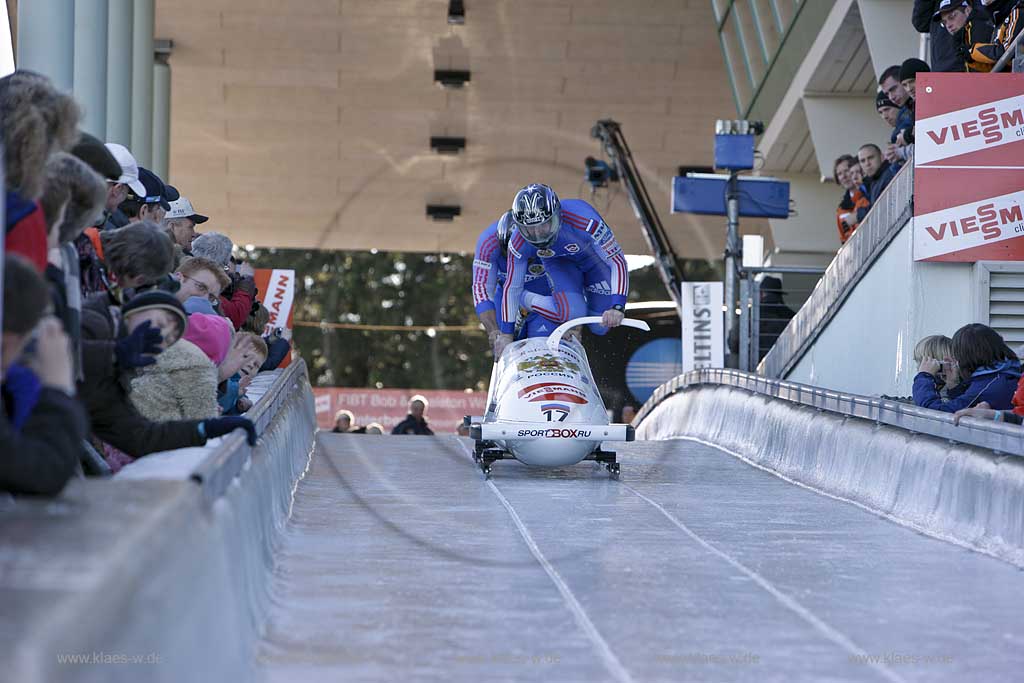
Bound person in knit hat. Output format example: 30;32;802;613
190;232;257;331
130;334;221;423
875;90;900;128
78;289;257;461
898;58;930;103
121;289;188;351
892;58;933;149
184;313;233;366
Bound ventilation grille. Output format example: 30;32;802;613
989;271;1024;346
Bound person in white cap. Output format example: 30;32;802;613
162;196;209;252
103;143;146;230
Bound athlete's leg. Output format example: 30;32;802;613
528;259;587;324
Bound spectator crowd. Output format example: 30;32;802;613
2;69;294;496
834;0;1022;245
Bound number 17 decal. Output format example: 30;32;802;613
541;403;570;422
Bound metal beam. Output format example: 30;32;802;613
130;0;154;167
105;0;133;146
16;0;73;90
152;56;171;180
74;0;109;138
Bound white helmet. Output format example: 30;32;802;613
511;183;560;247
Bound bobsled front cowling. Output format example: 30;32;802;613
489;337;606;466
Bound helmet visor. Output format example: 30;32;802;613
518;215;558;246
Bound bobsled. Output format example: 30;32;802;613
467;316;649;477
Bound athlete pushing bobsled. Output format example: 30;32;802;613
471;211;554;350
467;183;646;477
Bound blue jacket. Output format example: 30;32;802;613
913;359;1022;412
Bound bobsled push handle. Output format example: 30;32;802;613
546;316;651;352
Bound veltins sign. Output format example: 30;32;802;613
914;73;1024;262
680;282;724;373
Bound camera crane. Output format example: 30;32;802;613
590;119;685;309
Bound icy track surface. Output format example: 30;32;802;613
257;434;1024;682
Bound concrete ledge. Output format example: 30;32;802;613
637;377;1024;568
0;361;317;682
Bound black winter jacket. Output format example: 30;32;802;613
0;385;87;495
78;294;206;457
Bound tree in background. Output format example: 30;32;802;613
242;247;718;390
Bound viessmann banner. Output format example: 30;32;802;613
254;268;295;367
914;73;1024;262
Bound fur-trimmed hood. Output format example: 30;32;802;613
0;71;81;199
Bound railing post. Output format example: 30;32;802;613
751;278;762;368
739;278;750;372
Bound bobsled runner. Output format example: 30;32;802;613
466;316;649;477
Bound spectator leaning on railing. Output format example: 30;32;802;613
1;255;88;495
834;154;869;244
935;0;1000;72
914;324;1021;412
878;66;914;165
980;0;1024;58
0;67;269;488
915;0;974;71
39;152;107;382
894;58;929;155
875;90;900;129
1;71;81;273
955;360;1024;425
191;232;257;331
855;144;900;223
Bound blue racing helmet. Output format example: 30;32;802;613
496;211;514;253
511;183;560;247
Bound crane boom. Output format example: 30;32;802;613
591;119;684;309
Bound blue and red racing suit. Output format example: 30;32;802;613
472;218;553;338
499;199;628;337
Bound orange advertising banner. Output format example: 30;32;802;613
313;388;487;434
253;268;295;367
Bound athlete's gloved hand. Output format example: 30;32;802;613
199;416;257;445
493;333;513;359
601;307;625;328
115;320;163;368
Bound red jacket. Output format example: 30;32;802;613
5;191;48;272
219;275;256;330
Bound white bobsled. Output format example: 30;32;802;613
467;316;649;477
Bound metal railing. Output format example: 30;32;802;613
993;23;1024;73
190;360;311;505
737;266;826;372
637;367;1024;457
759;161;914;378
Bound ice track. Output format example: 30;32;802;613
257;433;1024;682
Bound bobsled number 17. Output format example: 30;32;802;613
467;316;649;477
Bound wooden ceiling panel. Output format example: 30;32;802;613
158;0;736;258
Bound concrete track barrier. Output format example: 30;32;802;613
637;370;1024;568
0;361;316;682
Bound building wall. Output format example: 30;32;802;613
786;218;976;397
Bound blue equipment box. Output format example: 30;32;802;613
714;134;755;170
671;173;790;219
